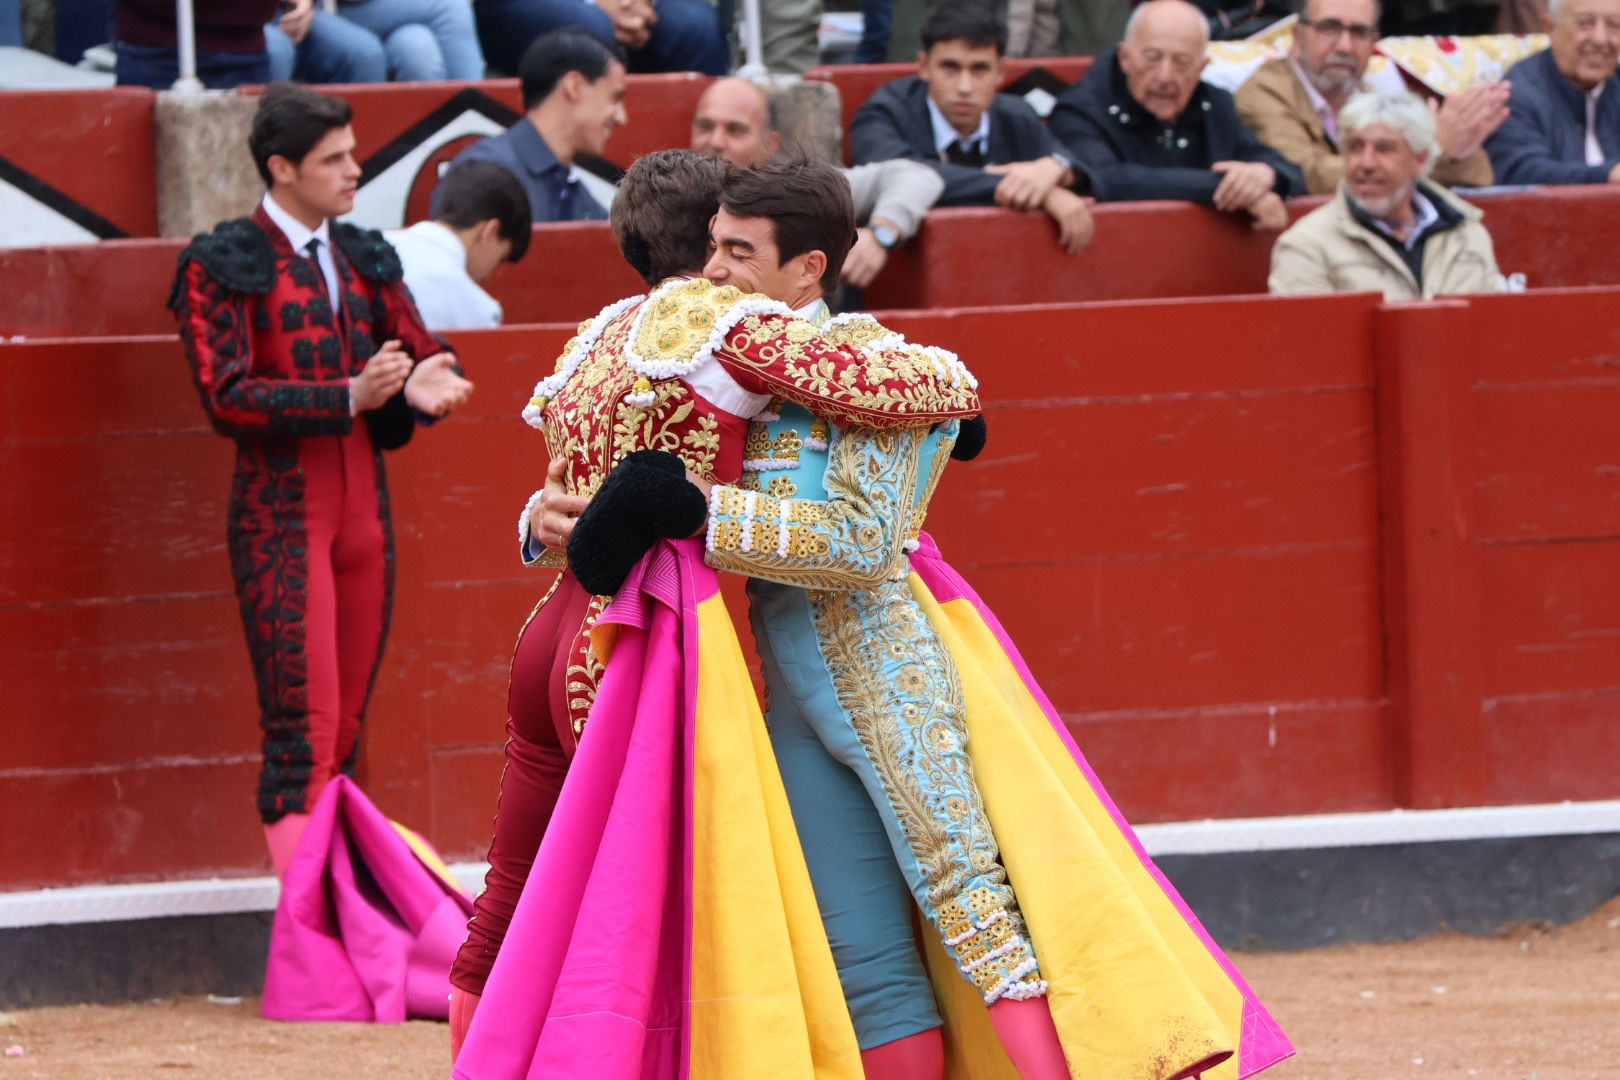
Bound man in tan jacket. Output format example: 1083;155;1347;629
1236;0;1509;193
1270;91;1505;299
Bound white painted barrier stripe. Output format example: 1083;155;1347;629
1;803;1615;929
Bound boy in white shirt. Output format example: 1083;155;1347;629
387;160;532;330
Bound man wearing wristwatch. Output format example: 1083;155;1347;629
850;1;1096;255
689;75;946;290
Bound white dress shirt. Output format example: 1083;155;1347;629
260;193;340;305
384;220;504;331
1587;84;1606;167
926;95;991;160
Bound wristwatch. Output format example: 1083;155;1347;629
870;223;901;250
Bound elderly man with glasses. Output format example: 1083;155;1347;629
1236;0;1509;194
1048;0;1303;228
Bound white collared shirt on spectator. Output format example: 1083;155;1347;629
926;96;990;160
385;220;504;331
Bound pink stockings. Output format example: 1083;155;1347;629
859;998;1069;1080
860;1028;944;1079
988;996;1070;1080
263;813;310;880
449;986;480;1061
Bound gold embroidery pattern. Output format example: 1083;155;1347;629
809;583;1044;1002
706;428;920;591
720;314;980;426
539;297;742;502
563;595;609;748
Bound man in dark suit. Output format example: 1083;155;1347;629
435;29;626;223
1049;0;1303;230
850;2;1094;254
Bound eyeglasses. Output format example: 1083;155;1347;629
1299;17;1379;41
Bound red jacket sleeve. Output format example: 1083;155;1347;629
713;311;980;428
176;260;353;440
372;279;449;364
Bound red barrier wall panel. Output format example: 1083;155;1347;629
0;89;157;240
1073;702;1390;822
7;290;1620;887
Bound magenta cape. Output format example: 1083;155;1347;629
454;535;1294;1078
262;776;473;1023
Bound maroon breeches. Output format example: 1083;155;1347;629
232;428;391;824
450;572;593;995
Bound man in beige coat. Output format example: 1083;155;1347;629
1236;0;1508;194
1270;90;1505;299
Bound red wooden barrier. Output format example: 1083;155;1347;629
7;186;1619;339
0;88;157;242
4;292;1618;889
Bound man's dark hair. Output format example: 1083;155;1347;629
433;161;533;262
920;1;1008;55
611;150;728;285
518;29;626;112
719;156;855;295
248;82;354;186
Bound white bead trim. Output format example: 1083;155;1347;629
866;332;979;390
739;491;758;553
777;499;792;558
521;293;645;430
518;489;545;549
742;457;798;472
802;436;828;452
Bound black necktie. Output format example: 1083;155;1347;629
304;238;331;302
944;139;985;167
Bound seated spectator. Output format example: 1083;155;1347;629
1236;0;1507;194
332;0;486;81
691;76;946;286
1270;91;1505;299
1485;0;1620;185
436;30;626;222
472;0;725;79
115;0;276;88
388;161;532;329
1048;0;1303;230
265;0;390;84
850;2;1095;255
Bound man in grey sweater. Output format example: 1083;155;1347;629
690;77;945;289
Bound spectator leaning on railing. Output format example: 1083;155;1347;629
1485;0;1620;185
434;30;627;223
1235;0;1507;194
1047;0;1304;230
689;77;946;289
850;1;1096;255
1269;91;1505;300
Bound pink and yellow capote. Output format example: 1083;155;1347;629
453;535;1294;1080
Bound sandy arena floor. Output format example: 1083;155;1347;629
3;896;1616;1080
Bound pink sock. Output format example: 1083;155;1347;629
860;1028;944;1080
988;996;1070;1080
262;813;311;880
449;986;481;1062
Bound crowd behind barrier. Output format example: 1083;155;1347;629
3;288;1618;890
6;185;1620;340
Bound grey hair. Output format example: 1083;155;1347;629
1547;0;1564;18
1123;0;1211;48
1337;90;1436;157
